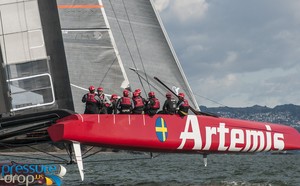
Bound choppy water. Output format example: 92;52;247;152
1;152;300;186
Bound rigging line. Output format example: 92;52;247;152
10;161;66;165
154;76;218;117
108;0;146;93
151;153;163;159
99;56;117;87
82;149;104;160
193;93;226;107
0;153;66;163
24;144;69;162
129;68;165;97
82;146;95;156
121;0;151;91
132;68;191;101
84;156;153;163
64;143;72;158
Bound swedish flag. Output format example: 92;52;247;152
155;117;168;142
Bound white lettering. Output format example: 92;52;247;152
265;125;272;151
273;133;285;150
203;127;217;150
177;118;286;153
243;130;265;152
229;129;244;151
178;115;202;150
217;123;229;151
3;174;34;186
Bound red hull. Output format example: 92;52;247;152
47;114;300;153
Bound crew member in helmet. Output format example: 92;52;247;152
97;87;110;114
116;89;133;114
136;88;148;111
82;85;101;114
132;91;145;114
162;92;177;114
176;92;189;117
107;94;118;114
145;91;160;116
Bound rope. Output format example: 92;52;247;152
83;149;104;160
99;56;118;87
108;0;147;93
0;142;69;163
85;156;151;163
121;0;151;91
130;69;165;97
82;146;94;156
84;152;162;163
0;153;66;163
25;144;69;162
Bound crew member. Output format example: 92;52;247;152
135;88;147;105
162;92;177;114
82;86;101;114
116;89;133;114
176;92;189;117
145;91;160;116
107;94;118;114
97;87;110;114
132;91;145;114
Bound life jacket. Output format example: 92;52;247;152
178;99;189;116
181;99;190;107
133;96;144;108
180;99;189;108
120;97;131;108
118;97;132;114
150;98;160;109
86;93;97;103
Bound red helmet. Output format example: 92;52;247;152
133;91;139;97
166;92;172;98
123;90;129;97
135;89;141;94
89;85;95;92
111;94;118;99
148;91;155;97
178;92;185;98
97;87;104;92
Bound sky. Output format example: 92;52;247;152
152;0;300;108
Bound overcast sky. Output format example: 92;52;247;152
152;0;300;108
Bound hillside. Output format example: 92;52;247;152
200;104;300;131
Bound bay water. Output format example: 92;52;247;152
1;152;299;186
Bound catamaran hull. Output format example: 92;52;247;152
47;114;300;153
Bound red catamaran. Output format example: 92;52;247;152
48;114;300;153
0;0;300;182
